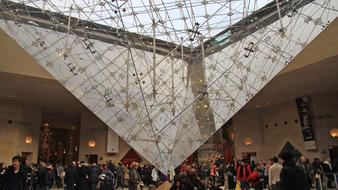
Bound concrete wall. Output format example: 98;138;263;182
233;110;264;161
233;93;338;161
0;101;41;165
312;93;338;160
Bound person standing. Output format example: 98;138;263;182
236;160;251;190
115;162;124;189
323;158;334;188
128;162;142;190
247;167;263;190
0;156;26;190
36;162;50;190
279;151;307;190
298;157;312;190
0;163;6;189
123;164;130;188
198;162;209;189
89;163;100;190
99;164;114;190
77;162;90;190
56;163;64;188
151;167;159;187
268;157;282;190
64;162;78;190
226;161;237;189
210;160;217;188
312;158;323;190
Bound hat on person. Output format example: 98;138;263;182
279;150;293;161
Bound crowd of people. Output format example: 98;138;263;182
0;152;337;190
170;151;338;190
0;156;167;190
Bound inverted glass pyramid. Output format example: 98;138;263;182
0;0;337;172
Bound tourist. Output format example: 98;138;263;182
268;157;282;190
151;166;159;187
36;162;50;190
89;163;101;190
0;156;26;190
279;151;307;190
0;163;6;188
77;161;90;190
98;164;114;190
236;159;251;190
128;162;142;190
47;164;55;189
64;162;78;190
226;161;237;189
323;158;334;188
186;168;204;190
298;157;312;190
312;158;323;190
115;162;124;189
56;162;64;188
247;167;263;190
123;164;129;188
197;162;209;189
209;160;217;187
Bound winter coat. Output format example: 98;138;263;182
247;170;260;187
0;166;26;190
279;161;307;190
236;165;251;181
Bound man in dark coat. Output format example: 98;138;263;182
0;156;26;190
89;163;100;190
279;151;307;190
36;162;50;190
64;162;78;190
76;162;90;190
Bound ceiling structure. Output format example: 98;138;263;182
0;0;337;172
5;0;272;46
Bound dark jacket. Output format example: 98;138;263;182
279;161;307;190
90;165;101;183
0;166;26;190
77;166;90;190
37;167;50;187
99;169;114;190
64;166;78;188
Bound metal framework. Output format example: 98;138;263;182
0;0;337;172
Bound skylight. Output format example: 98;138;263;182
13;0;271;46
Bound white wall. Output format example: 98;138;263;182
233;93;338;161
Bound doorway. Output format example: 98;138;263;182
21;152;33;163
86;154;98;164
